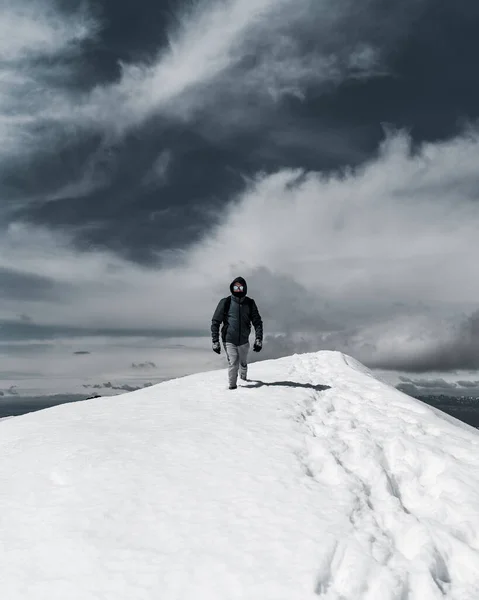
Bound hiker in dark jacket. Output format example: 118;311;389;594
211;277;263;389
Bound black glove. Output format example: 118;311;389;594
253;340;262;352
212;341;221;354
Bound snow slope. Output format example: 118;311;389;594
1;351;479;600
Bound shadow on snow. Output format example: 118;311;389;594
243;380;331;392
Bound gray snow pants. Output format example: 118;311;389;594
224;342;249;386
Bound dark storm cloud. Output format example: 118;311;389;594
317;3;479;139
246;309;479;376
457;380;479;388
21;5;479;267
368;311;479;373
0;267;63;300
91;0;173;72
9;0;479;261
15;127;247;261
255;335;313;362
246;267;337;334
3;0;478;262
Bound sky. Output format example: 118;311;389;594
2;351;479;598
1;0;479;398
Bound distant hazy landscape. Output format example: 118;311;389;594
412;395;479;429
0;395;89;419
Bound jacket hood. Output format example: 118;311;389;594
230;276;247;297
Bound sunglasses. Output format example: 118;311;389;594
233;284;244;292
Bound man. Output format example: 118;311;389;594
211;277;263;390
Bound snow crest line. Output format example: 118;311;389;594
288;353;479;599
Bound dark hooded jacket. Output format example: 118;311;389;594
211;277;263;346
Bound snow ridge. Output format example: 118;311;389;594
290;353;479;599
1;350;478;600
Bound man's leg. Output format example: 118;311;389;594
238;343;250;381
224;343;240;388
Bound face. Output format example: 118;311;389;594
232;282;245;295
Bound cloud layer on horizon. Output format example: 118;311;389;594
397;374;479;398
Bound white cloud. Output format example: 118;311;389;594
200;131;479;290
0;0;95;61
2;129;479;359
179;129;479;368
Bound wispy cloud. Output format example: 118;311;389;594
0;1;103;228
0;0;423;217
43;0;393;138
0;0;98;161
142;150;172;188
0;0;95;60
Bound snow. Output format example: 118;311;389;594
1;351;479;600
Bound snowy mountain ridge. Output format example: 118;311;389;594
1;350;479;599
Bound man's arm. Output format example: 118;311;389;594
211;298;227;343
250;300;263;342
